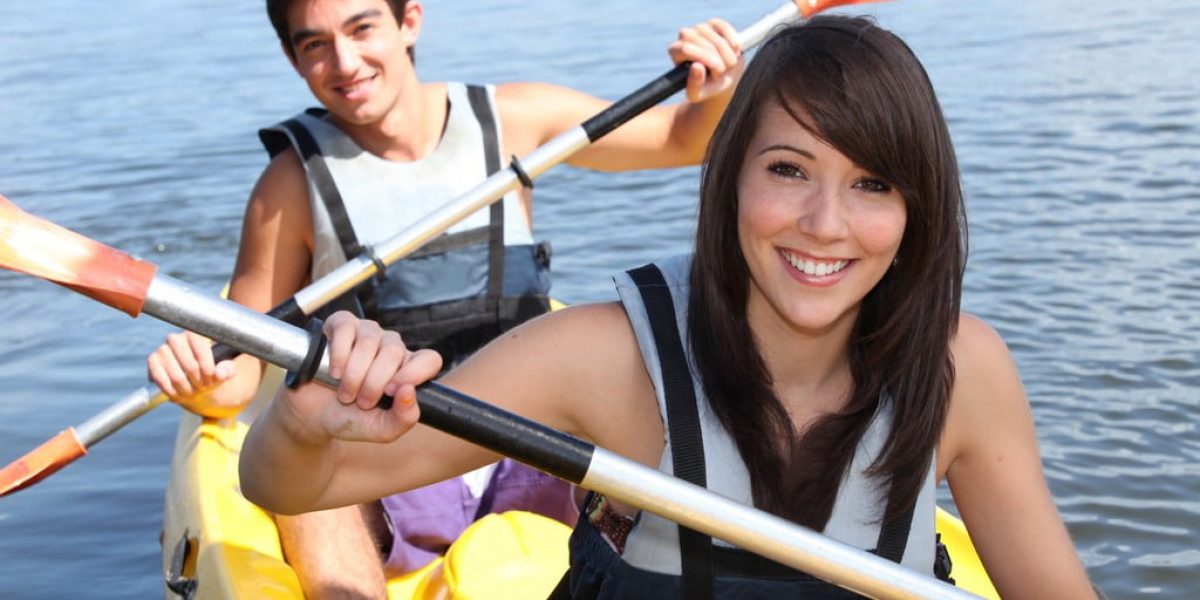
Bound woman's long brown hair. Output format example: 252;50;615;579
689;15;967;530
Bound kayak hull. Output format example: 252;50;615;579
161;366;572;599
161;367;306;599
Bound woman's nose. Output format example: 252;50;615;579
795;184;849;242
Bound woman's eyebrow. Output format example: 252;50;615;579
756;144;816;160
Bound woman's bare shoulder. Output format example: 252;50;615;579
939;312;1030;477
446;301;657;447
951;313;1010;363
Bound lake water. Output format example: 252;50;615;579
0;0;1197;597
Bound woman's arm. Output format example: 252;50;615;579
239;302;661;515
940;314;1096;598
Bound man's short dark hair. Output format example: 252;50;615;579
266;0;414;61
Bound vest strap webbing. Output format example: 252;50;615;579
628;264;713;600
276;109;362;263
285;86;508;300
465;84;506;311
874;488;916;563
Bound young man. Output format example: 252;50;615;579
148;0;743;596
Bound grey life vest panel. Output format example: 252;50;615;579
258;83;550;360
555;256;941;599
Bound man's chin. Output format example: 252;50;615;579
328;106;381;128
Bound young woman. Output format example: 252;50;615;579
240;15;1096;598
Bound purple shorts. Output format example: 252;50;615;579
379;458;578;575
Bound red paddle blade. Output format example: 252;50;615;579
798;0;889;17
0;429;88;497
0;194;156;317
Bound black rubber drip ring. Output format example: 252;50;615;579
509;155;534;189
285;318;327;389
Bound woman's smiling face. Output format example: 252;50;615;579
737;100;908;338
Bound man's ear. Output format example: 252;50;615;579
399;0;424;49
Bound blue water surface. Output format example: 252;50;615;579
0;0;1197;597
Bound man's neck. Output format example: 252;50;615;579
333;82;448;162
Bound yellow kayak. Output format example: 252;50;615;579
161;365;999;599
161;366;573;600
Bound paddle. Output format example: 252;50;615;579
0;0;887;497
0;194;975;599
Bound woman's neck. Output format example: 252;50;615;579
747;296;858;421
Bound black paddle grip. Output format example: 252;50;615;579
414;382;593;483
581;61;691;142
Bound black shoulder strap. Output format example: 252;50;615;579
874;477;917;563
628;263;713;599
464;84;506;308
628;263;915;583
272;114;362;262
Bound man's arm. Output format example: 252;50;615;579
495;19;743;172
228;149;316;318
147;149;315;418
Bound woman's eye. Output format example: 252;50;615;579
855;177;893;193
767;161;805;179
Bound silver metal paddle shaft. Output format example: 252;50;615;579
585;450;980;600
74;385;166;447
143;275;330;382
293;130;588;313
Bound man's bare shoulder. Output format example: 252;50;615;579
493;81;570;104
494;82;606;152
237;147;314;258
248;147;310;214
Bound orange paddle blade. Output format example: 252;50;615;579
797;0;889;18
0;194;156;317
0;429;88;497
